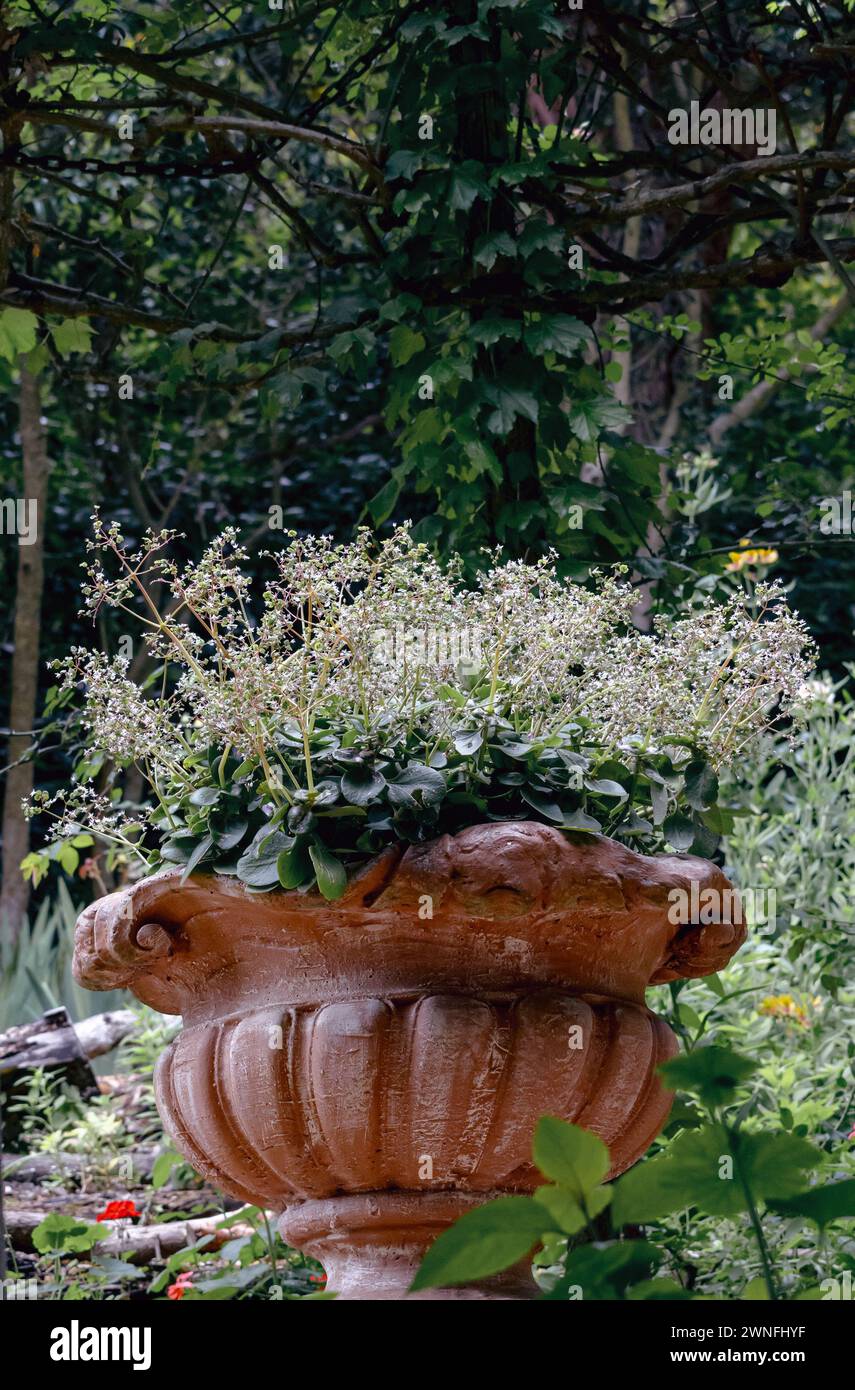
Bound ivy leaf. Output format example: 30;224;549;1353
410;1196;549;1291
517;220;564;258
386;149;425;180
569;395;632;442
525;315;592;357
389;325;426;365
473;231;517;270
470;318;522;347
50;317;94;358
485;385;539;435
0;307;39;362
448;162;492;211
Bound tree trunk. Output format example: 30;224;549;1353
0;367;50;943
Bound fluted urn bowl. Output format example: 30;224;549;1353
72;822;745;1299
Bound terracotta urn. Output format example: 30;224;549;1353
72;822;745;1299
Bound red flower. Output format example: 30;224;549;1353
848;1125;855;1141
167;1271;194;1300
78;858;98;880
309;1273;327;1285
95;1200;139;1222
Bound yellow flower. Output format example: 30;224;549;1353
726;537;779;571
758;993;810;1025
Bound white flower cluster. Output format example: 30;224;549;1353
59;521;815;793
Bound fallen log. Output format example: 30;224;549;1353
0;1007;97;1145
0;1006;96;1080
1;1147;158;1182
7;1206;259;1262
73;1010;138;1059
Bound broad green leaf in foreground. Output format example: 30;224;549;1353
409;1196;550;1292
767;1179;855;1230
532;1116;609;1195
612;1124;819;1224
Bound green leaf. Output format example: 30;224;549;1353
448;163;492;211
473;231;516;270
181;833;214;883
389;324;426;365
546;1240;660;1301
683;759;719;811
386;149;425;180
0;307;39;362
559;808;602;832
151;1151;181;1189
340;768;387;805
659;1046;758;1106
649;779;669;825
50;317;94;358
532;1116;610;1194
367;462;412;525
212;818;249;851
308;840;347;900
33;1213;105;1255
568;395;632;442
387;763;446;807
485;384;539;435
517;219;564;257
189;786;221;806
410;1196;549;1291
235;835;287;887
57;844;80;876
277;841;311;889
520;787;564;822
453;729;484;756
663;812;695;851
612;1125;820;1224
470;317;522;347
767;1179;855;1230
524;315;592;357
584;778;628;801
534;1182;611;1236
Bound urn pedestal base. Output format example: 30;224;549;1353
279;1191;539;1300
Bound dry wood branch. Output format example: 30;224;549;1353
7;1207;258;1262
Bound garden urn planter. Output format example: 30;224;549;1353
72;822;745;1299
